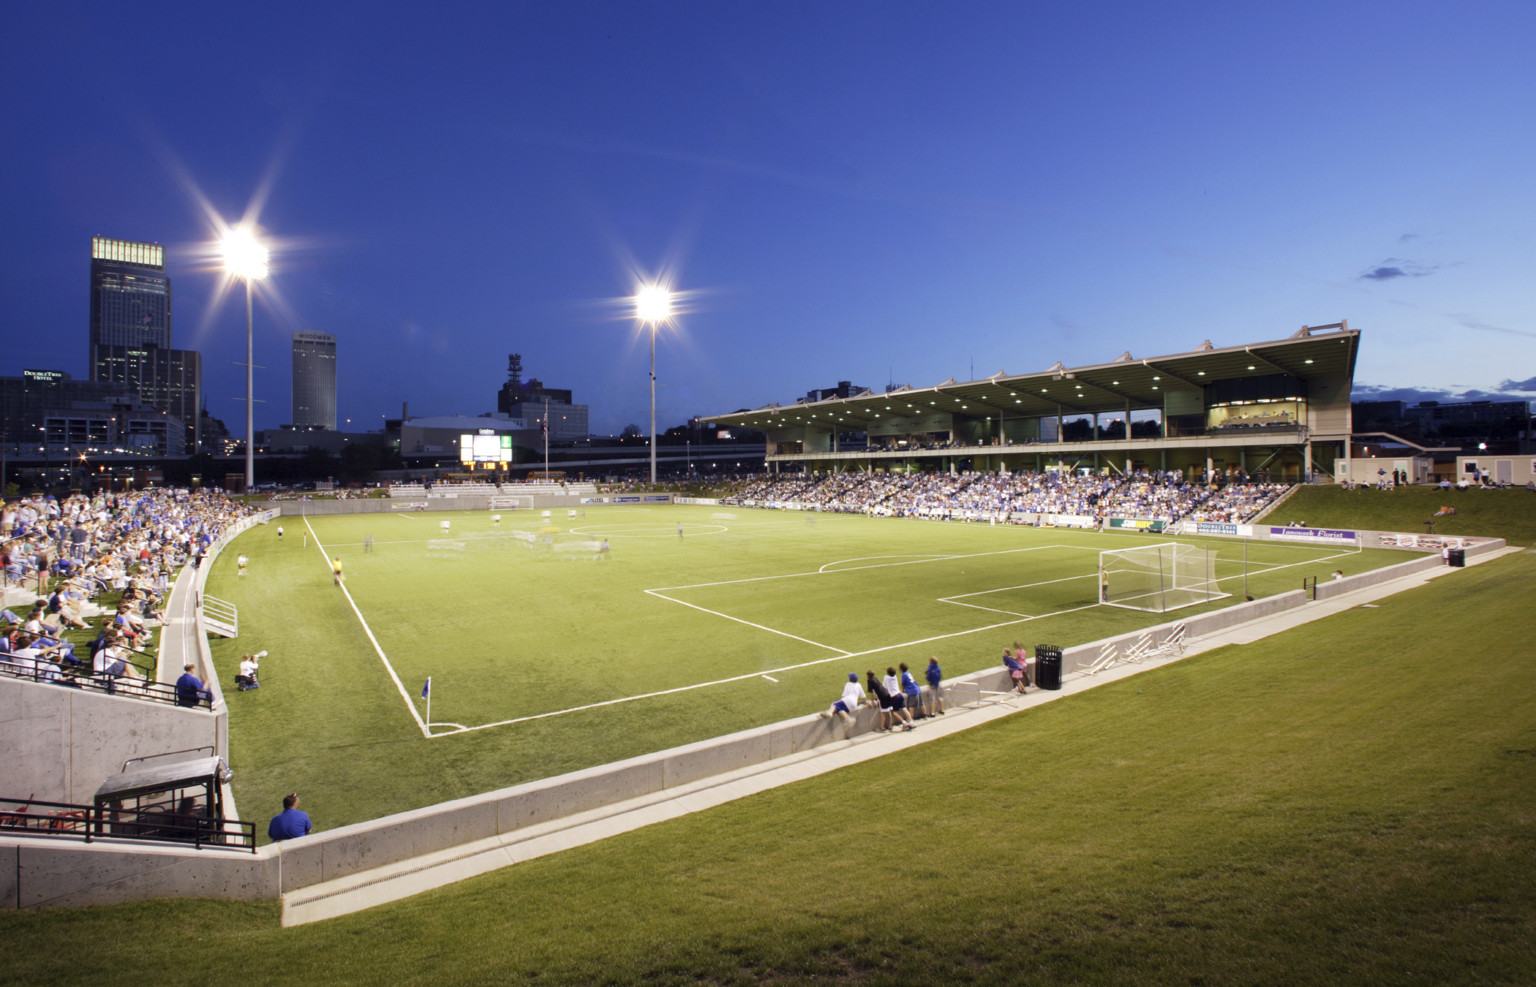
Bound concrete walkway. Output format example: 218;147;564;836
280;546;1522;926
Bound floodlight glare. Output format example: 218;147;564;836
222;225;269;492
222;228;270;281
634;282;677;484
635;284;673;324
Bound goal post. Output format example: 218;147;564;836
1098;542;1225;612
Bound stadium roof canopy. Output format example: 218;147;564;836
709;323;1358;430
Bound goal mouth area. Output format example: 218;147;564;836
1098;541;1228;613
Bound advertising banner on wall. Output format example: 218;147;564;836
1268;526;1357;544
1108;517;1167;533
1044;513;1097;529
1376;533;1476;550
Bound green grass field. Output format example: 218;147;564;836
203;505;1400;832
1281;482;1536;546
6;523;1533;984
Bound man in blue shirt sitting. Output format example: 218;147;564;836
175;664;208;707
268;793;312;841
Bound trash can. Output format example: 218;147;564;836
1035;644;1063;690
1447;548;1465;568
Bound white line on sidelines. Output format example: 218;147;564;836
644;589;851;655
651;545;1062;594
760;674;778;683
429;600;1098;738
304;517;431;738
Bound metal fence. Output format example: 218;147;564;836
0;654;210;710
0;796;255;851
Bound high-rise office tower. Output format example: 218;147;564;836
89;237;171;358
87;236;202;450
292;330;337;429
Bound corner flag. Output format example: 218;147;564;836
421;677;431;699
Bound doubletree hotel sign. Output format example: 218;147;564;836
22;369;66;385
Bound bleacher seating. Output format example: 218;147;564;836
724;470;1289;525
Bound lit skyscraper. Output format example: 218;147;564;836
292;330;337;429
88;237;171;357
87;236;202;450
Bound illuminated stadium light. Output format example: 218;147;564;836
633;282;675;484
223;225;269;491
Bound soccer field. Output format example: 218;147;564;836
206;504;1397;830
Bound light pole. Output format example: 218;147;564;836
223;228;269;492
635;284;673;485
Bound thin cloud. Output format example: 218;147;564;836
1353;382;1535;405
1456;317;1536;339
1359;257;1435;281
1497;376;1536;391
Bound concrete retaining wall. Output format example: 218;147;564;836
4;840;273;910
0;679;223;805
1060;589;1309;674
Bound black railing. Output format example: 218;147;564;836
0;797;255;851
0;656;211;710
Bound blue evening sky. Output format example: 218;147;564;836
3;1;1533;436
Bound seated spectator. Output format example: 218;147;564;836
236;653;261;691
175;664;209;707
267;793;312;841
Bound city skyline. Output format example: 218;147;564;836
4;3;1534;438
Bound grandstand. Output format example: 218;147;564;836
725;469;1290;526
708;323;1358;483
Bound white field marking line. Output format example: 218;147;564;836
424;536;1367;738
430;600;1100;738
941;601;1035;618
942;570;1098;601
1212;546;1358;586
817;554;952;574
643;589;851;655
650;545;1059;594
304;517;430;738
760;674;779;683
938;569;1105;616
396;514;416;521
566;523;729;539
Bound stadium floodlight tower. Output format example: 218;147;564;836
634;283;673;485
223;227;269;491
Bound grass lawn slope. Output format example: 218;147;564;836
5;544;1533;984
1280;483;1536;546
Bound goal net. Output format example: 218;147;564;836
1098;542;1224;612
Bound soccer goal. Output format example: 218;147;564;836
1098;542;1225;613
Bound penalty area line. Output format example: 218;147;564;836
304;517;431;738
429;601;1100;738
644;589;850;656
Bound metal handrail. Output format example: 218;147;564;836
0;795;255;851
0;656;212;710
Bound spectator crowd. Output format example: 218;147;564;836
1;488;257;691
723;470;1289;526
